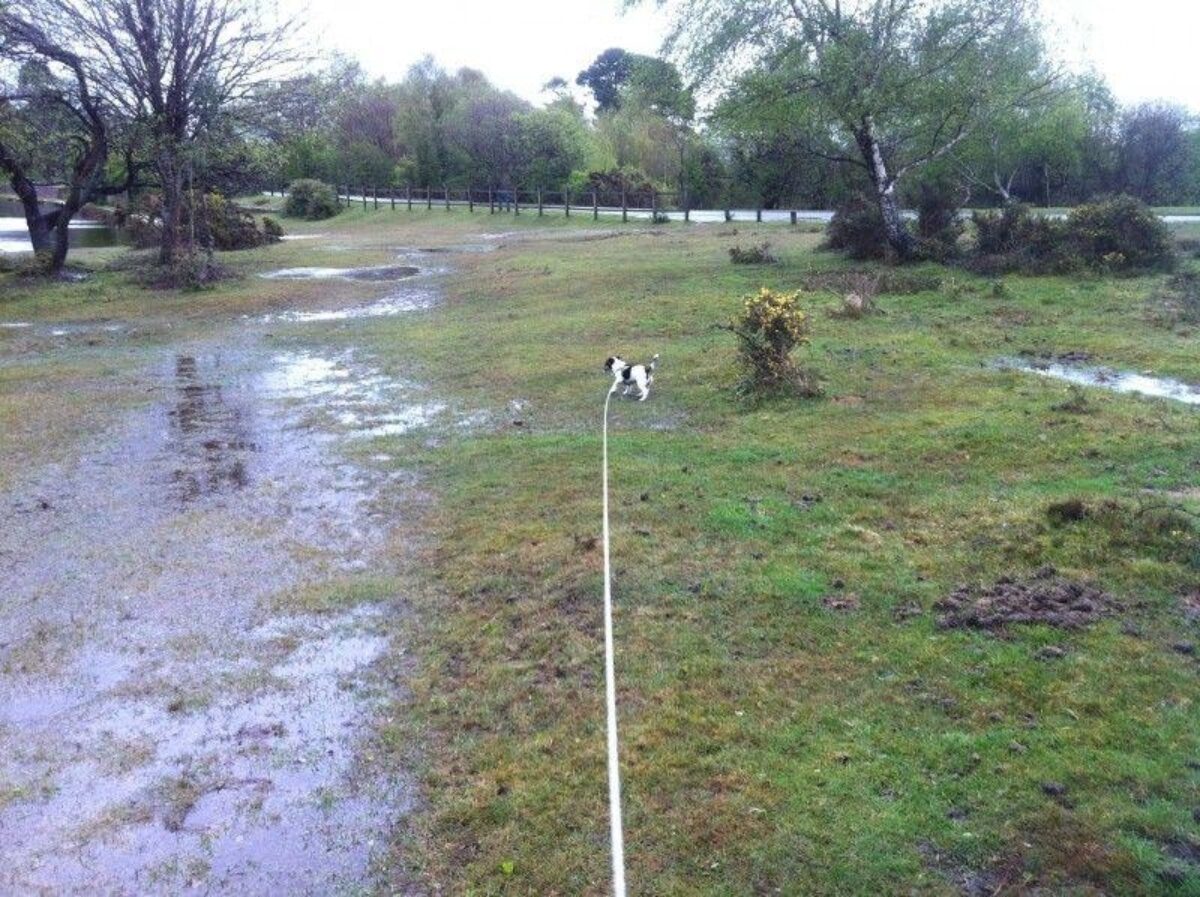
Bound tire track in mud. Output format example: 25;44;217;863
0;245;487;895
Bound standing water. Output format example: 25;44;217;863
0;199;126;254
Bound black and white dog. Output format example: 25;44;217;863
604;354;659;401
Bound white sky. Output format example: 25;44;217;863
302;0;1200;112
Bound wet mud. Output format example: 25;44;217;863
0;241;487;894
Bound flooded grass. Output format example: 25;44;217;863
998;357;1200;406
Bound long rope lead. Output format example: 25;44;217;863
602;382;627;897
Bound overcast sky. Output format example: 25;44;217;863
303;0;1200;112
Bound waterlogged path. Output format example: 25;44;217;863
0;244;488;894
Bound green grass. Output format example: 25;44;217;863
3;207;1199;895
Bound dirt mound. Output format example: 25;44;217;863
935;566;1117;629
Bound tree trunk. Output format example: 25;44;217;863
876;185;912;259
855;118;914;260
158;163;183;266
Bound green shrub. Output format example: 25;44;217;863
284;179;340;220
825;193;892;260
1065;195;1175;272
914;180;964;261
729;242;777;265
728;287;820;398
127;192;278;251
261;216;284;238
967;204;1074;274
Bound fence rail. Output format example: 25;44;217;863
263;184;835;225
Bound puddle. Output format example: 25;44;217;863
263;350;448;438
1;321;32;329
279;234;325;241
395;243;498;255
0;337;419;894
260;264;419;282
262;284;438;322
998;358;1200;406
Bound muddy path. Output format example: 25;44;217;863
0;250;479;894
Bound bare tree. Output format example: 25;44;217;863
24;0;297;266
0;11;108;272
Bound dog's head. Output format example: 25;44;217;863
604;356;625;373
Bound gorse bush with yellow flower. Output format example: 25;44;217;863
728;287;821;398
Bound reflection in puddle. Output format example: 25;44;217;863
260;264;419;282
999;358;1200;406
263;351;448;437
169;355;258;503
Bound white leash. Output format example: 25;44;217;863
601;383;627;897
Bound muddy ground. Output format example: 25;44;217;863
0;248;483;894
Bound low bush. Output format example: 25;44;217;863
914;180;964;261
967;203;1074;274
729;242;777;265
969;196;1174;274
728;287;821;398
825;193;891;260
1065;195;1175;272
128;192;279;251
650;209;670;225
284;179;340;220
261;216;284;238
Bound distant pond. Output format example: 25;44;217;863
0;200;127;254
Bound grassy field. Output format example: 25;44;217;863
3;206;1200;895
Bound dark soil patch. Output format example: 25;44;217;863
821;592;860;612
935;566;1117;630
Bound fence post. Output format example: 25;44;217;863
756;207;762;223
390;187;395;210
426;187;432;211
407;184;412;211
514;189;520;216
373;186;378;209
592;190;598;221
621;189;627;223
683;187;690;223
651;189;658;221
361;186;367;210
724;207;732;222
564;188;570;218
468;187;474;213
488;187;494;214
790;210;797;226
537;188;543;216
444;184;450;212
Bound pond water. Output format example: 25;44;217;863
0;200;126;254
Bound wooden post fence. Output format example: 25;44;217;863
537;188;543;217
790;210;797;225
592;190;598;221
426;187;432;211
564;189;570;218
468;189;474;213
621;189;627;223
444;185;451;211
514;190;520;215
407;184;412;211
361;186;367;210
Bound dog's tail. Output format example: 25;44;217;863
648;353;660;373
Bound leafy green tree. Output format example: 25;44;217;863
655;0;1054;258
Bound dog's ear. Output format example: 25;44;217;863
604;357;615;371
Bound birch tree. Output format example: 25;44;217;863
651;0;1054;258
